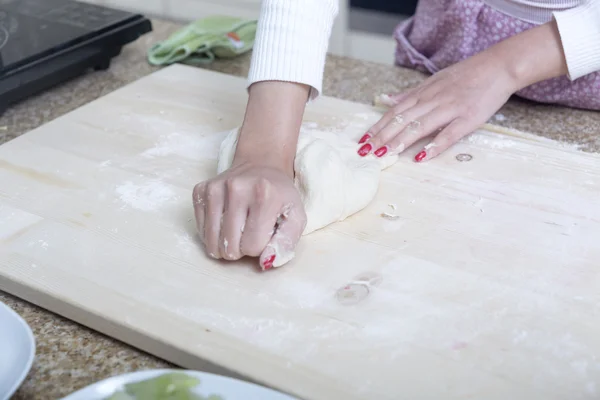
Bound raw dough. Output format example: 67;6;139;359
217;125;399;236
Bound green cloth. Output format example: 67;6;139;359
148;16;257;66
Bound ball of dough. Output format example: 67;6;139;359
217;126;399;236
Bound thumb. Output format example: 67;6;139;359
259;204;306;271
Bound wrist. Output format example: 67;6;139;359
231;80;309;177
232;155;295;178
489;20;568;91
232;128;296;176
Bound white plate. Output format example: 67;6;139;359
61;369;299;400
0;301;36;400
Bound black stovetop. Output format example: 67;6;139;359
0;0;151;113
0;0;139;74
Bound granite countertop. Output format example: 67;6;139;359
1;18;599;400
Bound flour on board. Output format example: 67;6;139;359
463;132;518;149
142;131;226;160
115;181;177;212
176;232;196;255
473;126;587;152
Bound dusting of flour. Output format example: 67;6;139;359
142;131;226;160
463;133;517;149
115;181;177;211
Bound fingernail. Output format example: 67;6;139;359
263;254;276;270
374;146;388;157
414;150;427;162
358;143;372;157
358;133;371;144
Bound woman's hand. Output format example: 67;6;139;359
359;52;516;162
359;20;568;162
193;81;310;270
193;160;306;270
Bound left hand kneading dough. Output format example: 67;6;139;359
217;126;400;266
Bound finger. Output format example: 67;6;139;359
373;93;397;108
373;89;414;108
219;180;248;260
259;204;307;271
240;178;280;257
359;97;418;144
192;183;206;242
414;117;476;162
384;106;458;156
203;181;225;259
362;103;437;157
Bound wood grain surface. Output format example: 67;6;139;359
1;64;600;400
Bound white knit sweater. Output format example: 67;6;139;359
247;0;600;98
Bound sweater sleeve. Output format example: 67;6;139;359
247;0;339;100
553;0;600;80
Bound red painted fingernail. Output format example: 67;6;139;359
414;150;427;162
374;146;388;157
358;143;372;157
358;133;371;144
263;254;276;270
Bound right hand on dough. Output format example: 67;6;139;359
192;161;307;270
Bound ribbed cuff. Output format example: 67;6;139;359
247;0;338;100
554;0;600;80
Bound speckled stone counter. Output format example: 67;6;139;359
1;19;599;400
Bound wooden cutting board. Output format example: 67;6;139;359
2;64;600;400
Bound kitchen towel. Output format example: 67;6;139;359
148;16;257;65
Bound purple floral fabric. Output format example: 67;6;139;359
394;0;600;110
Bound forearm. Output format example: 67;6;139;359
233;81;310;174
486;19;568;90
247;0;338;99
232;0;338;176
